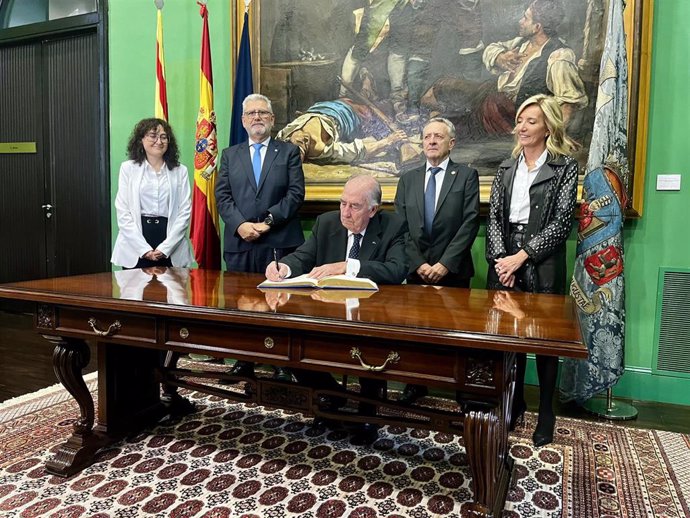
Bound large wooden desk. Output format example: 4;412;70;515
0;269;585;518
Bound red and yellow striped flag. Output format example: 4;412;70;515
154;1;168;120
190;1;221;269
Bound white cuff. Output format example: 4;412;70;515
346;258;361;277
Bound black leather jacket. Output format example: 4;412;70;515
486;153;578;294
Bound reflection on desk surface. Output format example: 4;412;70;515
0;268;580;343
114;267;189;305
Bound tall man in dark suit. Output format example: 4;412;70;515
266;174;408;442
394;117;480;404
216;93;305;381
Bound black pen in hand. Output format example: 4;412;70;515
273;248;283;280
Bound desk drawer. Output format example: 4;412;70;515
56;308;157;343
166;321;290;361
299;334;458;385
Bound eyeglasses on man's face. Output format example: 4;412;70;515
243;110;273;119
144;133;169;143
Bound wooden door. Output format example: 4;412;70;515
0;31;109;283
0;42;48;282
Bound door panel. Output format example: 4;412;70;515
0;43;47;282
0;30;109;283
45;32;107;277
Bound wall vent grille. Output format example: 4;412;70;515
655;269;690;376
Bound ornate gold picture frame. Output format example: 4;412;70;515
232;0;652;215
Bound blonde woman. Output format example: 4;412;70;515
486;94;579;447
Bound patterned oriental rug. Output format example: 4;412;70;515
0;373;688;518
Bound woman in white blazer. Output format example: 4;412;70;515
111;118;193;268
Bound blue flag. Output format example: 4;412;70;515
560;0;628;404
229;11;254;146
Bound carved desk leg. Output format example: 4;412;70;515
462;405;512;518
459;353;515;518
45;336;107;477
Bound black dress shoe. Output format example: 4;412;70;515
273;367;294;382
350;423;379;445
312;416;343;430
532;413;556;447
509;400;527;431
220;361;255;384
398;384;428;406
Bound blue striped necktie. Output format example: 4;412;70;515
252;143;263;185
424;166;442;235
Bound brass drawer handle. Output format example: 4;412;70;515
179;328;190;339
264;337;274;349
87;317;122;337
350;347;400;372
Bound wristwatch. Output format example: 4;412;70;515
263;213;274;227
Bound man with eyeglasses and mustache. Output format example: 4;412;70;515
216;94;305;382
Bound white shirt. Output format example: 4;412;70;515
139;161;170;217
249;136;271;168
111;159;193;268
424;157;450;213
509;149;548;224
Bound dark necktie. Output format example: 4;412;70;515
424;166;442;235
252;143;263;185
348;233;362;260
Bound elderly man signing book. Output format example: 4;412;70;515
263;174;408;443
264;174;408;287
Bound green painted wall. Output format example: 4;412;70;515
615;0;690;404
108;0;232;256
108;1;690;405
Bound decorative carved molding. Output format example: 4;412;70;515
466;358;495;388
37;304;55;329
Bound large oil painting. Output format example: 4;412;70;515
238;0;651;210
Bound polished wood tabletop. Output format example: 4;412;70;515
0;268;585;517
0;268;585;358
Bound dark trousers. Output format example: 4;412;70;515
503;223;557;422
129;216;172;269
293;369;385;416
224;245;296;274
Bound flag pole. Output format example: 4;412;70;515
153;0;168;120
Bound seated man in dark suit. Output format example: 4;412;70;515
266;174;408;441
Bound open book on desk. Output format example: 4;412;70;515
257;274;378;291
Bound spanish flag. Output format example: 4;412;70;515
154;1;168;121
190;1;221;269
